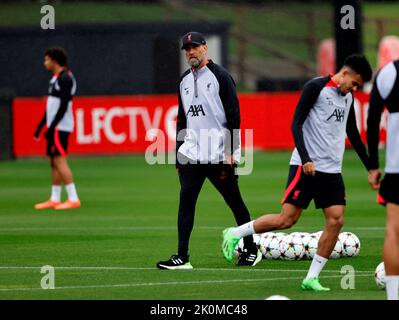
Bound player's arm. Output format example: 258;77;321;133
291;81;321;175
367;81;385;170
366;78;385;189
219;72;240;164
45;75;73;139
346;101;371;171
175;88;187;166
34;112;47;139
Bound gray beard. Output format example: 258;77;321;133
189;58;201;68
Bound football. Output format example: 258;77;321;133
260;232;275;240
296;232;310;246
312;231;323;239
260;234;283;260
265;295;290;300
339;232;361;257
233;238;244;258
253;233;262;248
233;234;262;258
279;235;305;260
303;234;318;259
329;239;343;259
290;232;310;241
289;232;303;237
274;232;288;238
374;262;386;289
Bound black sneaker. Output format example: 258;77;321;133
156;254;193;270
237;243;262;266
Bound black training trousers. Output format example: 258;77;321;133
176;162;253;257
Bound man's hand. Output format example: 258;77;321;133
225;154;235;167
303;161;315;176
44;128;54;140
368;168;382;190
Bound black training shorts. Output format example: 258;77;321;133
281;165;346;209
46;129;70;157
377;173;399;206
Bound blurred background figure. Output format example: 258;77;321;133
34;47;81;210
367;59;399;300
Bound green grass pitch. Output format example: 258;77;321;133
0;150;387;299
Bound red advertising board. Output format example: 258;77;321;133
12;92;385;157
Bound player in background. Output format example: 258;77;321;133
34;47;81;210
222;54;373;291
367;60;399;300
